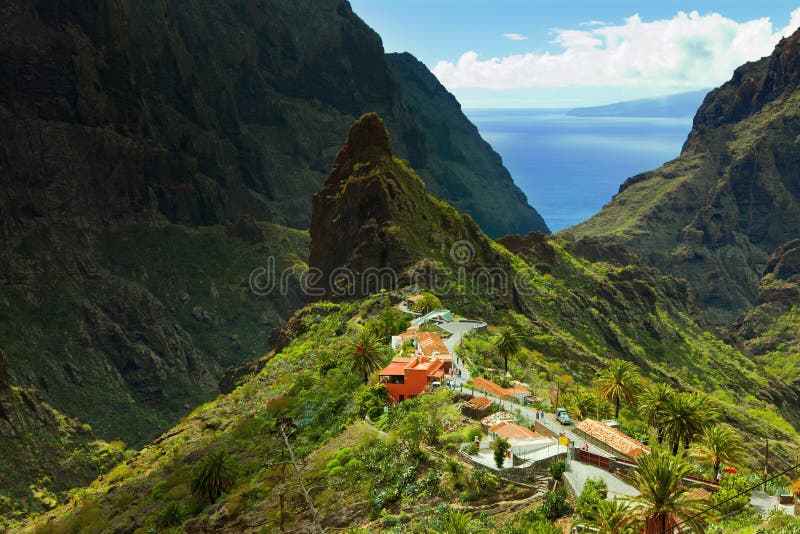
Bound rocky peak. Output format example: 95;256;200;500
309;113;510;301
328;112;393;186
686;27;800;146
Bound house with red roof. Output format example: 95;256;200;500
390;330;453;373
378;354;446;403
472;376;531;403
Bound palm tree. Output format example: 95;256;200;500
691;424;745;481
190;450;238;504
638;382;674;444
411;292;443;314
492;326;521;374
595;359;641;418
567;386;599;420
660;392;715;455
431;508;485;534
584;499;635;533
621;450;708;534
351;330;384;384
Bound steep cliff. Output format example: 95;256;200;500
0;0;544;445
386;52;548;237
0;0;542;235
568;29;800;323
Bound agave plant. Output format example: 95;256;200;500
190;449;238;504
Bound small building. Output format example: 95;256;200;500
410;309;454;326
415;331;452;373
472;376;531;403
488;421;555;456
378;355;446;403
480;411;517;432
389;330;453;373
463;396;494;419
406;294;425;308
390;331;417;350
574;419;651;461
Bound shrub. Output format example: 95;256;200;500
153;501;186;529
190;450;238;504
548;459;566;481
576;478;607;519
713;473;752;514
492;437;510;469
539;487;573;520
466;442;479;455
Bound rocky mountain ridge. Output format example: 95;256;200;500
569;28;800;324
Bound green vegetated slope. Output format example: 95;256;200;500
0;0;545;502
0;351;128;526
23;115;800;533
734;238;800;419
568;29;800;324
0;222;308;446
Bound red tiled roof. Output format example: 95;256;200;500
380;358;412;376
465;397;494;410
472;377;530;398
416;331;451;359
379;356;445;377
490;421;543;442
575;419;651;459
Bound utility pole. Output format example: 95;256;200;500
764;438;769;493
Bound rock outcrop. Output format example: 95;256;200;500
569;27;800;324
0;0;543;236
309;113;511;301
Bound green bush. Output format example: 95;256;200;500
153;501;186;529
539;487;573;520
190;450;238;504
466;442;479;455
576;477;607;519
548;459;566;481
713;473;752;514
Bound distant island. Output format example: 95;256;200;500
567;89;709;118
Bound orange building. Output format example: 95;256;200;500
378;355;446;403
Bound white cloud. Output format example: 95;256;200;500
502;33;528;41
579;20;609;27
434;9;800;90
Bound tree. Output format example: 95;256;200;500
431;507;485;534
492;326;521;374
691;424;745;481
595;359;641;419
567;386;599;420
367;305;410;343
190;450;238;504
621;450;707;534
584;499;635;534
411;292;443;314
638;382;675;443
660;392;715;455
350;329;385;385
493;437;510;469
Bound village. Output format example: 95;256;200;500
375;293;797;527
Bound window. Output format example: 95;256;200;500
380;375;404;384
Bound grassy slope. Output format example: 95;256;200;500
23;241;800;532
0;222;308;446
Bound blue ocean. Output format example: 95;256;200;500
464;109;694;232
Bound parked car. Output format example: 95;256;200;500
556;407;571;425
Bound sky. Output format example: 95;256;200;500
349;0;800;107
